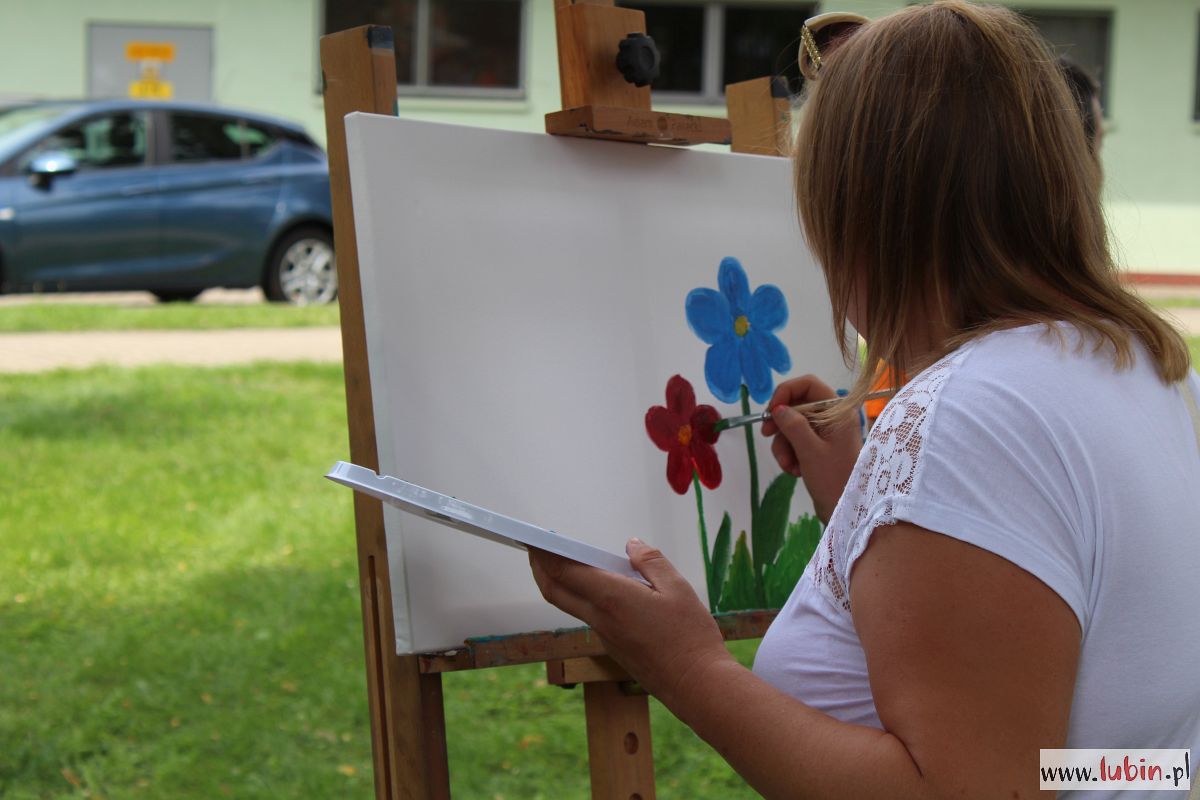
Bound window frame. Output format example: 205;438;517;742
1015;6;1114;114
319;0;528;100
619;0;816;105
1194;12;1200;122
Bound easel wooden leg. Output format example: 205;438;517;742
548;656;656;799
321;25;451;800
584;681;656;800
390;652;451;799
365;554;451;800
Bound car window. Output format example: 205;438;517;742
0;104;82;140
227;121;278;158
23;111;148;170
171;114;277;162
171;114;242;163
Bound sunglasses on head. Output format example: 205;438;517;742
799;11;869;81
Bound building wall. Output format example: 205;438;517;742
835;0;1200;275
1;0;1198;273
0;0;322;130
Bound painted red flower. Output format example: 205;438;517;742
645;375;722;494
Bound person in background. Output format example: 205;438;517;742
1058;55;1104;155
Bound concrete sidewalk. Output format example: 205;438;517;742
0;287;1196;374
4;312;1197;374
0;327;343;373
1154;307;1200;337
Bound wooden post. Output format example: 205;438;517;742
548;657;656;799
726;76;793;157
320;25;451;800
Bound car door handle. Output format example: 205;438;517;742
120;184;156;196
239;175;275;185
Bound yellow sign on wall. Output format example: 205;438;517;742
125;42;175;62
129;79;174;99
125;41;175;100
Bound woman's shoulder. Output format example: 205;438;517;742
862;322;1144;509
884;322;1149;432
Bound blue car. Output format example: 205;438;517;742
0;100;335;304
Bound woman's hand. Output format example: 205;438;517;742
528;539;735;707
761;375;862;524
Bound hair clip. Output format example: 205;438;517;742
800;24;824;77
798;12;871;82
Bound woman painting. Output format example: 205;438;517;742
529;2;1200;797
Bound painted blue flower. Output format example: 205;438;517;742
685;257;790;404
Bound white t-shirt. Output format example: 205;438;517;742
754;324;1200;798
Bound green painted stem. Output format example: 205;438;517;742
742;385;765;606
741;385;760;523
693;472;715;613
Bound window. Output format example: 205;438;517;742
1195;13;1200;121
0;104;84;141
1020;10;1112;111
324;0;525;96
723;7;809;91
226;122;279;158
170;114;278;163
24;112;148;171
619;2;815;102
629;4;705;93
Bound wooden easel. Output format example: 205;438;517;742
726;76;794;157
545;0;730;146
320;18;785;800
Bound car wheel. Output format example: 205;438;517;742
153;289;203;303
264;227;337;306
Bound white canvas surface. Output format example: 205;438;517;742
345;113;853;654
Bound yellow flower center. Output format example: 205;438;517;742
676;424;693;447
734;315;751;337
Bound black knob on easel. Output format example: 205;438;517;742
616;33;661;87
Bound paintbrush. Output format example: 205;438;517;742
712;389;896;433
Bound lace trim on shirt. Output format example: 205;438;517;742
808;349;968;613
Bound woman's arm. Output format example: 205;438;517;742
530;524;1080;798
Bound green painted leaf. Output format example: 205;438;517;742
763;514;823;608
752;472;798;582
719;531;759;611
707;512;732;610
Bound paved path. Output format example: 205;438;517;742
0;327;343;373
0;287;1196;374
1154;307;1200;337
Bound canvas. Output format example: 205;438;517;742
344;113;855;654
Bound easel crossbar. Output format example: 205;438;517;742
417;610;777;674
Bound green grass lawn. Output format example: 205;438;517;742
0;301;339;333
1148;295;1200;309
9;337;1198;799
0;363;758;800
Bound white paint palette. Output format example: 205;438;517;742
326;461;643;582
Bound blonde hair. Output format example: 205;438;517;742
793;1;1189;419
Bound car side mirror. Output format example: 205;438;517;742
27;151;78;189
